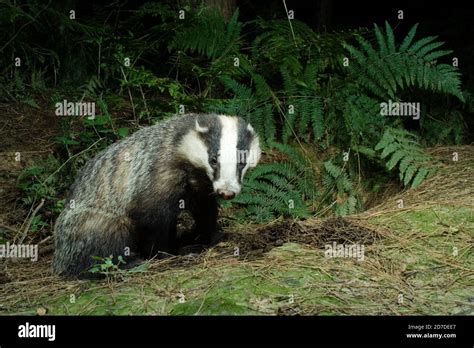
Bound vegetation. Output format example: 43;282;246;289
0;0;472;320
0;1;467;228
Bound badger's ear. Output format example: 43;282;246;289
195;119;209;134
248;130;261;168
249;142;262;168
247;123;256;134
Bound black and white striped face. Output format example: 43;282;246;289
178;115;261;199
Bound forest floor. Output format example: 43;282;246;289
0;104;473;315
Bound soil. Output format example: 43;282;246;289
0;101;58;228
134;216;379;272
222;217;380;257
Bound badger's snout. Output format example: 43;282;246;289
213;178;241;200
217;189;236;200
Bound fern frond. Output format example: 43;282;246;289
399;23;419;52
344;22;464;102
169;8;241;60
375;127;434;188
385;21;396;54
231;143;318;222
321;159;359;216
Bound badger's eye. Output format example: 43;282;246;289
210;155;218;166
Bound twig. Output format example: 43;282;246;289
40;138;103;187
0;224;20;234
139;85;150;120
19;198;45;244
39;245;54;256
282;0;297;48
38;236;51;245
120;67;137;123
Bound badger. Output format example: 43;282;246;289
52;113;261;276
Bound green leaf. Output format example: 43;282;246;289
386;150;405;170
374;24;388;56
385;21;396;54
399;23;419;51
117;127;129;138
403;164;418;186
411;167;429;188
54;136;80;145
380;143;398;159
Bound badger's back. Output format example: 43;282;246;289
52;113;261;276
67;117;180;211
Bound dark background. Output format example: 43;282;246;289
69;1;474;88
76;0;473;87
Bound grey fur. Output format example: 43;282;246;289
52;113;260;276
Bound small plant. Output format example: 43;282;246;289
29;215;48;233
17;155;64;205
89;255;127;278
280;63;325;143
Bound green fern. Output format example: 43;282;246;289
251;19;318;76
280;63;325;143
375;127;433;188
343;22;464;102
169;8;241;60
216;76;255;115
168;7;250;78
321;160;359;216
231;143;317;223
213;74;277;145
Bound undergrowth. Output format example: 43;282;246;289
2;2;466;226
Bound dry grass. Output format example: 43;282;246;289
0;145;472;315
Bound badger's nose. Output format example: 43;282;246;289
217;189;235;200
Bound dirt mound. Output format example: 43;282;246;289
221;217;380;257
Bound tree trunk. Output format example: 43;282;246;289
204;0;236;20
317;0;333;31
178;0;236;20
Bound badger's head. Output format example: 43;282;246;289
178;114;261;199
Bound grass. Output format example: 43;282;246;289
0;145;472;315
